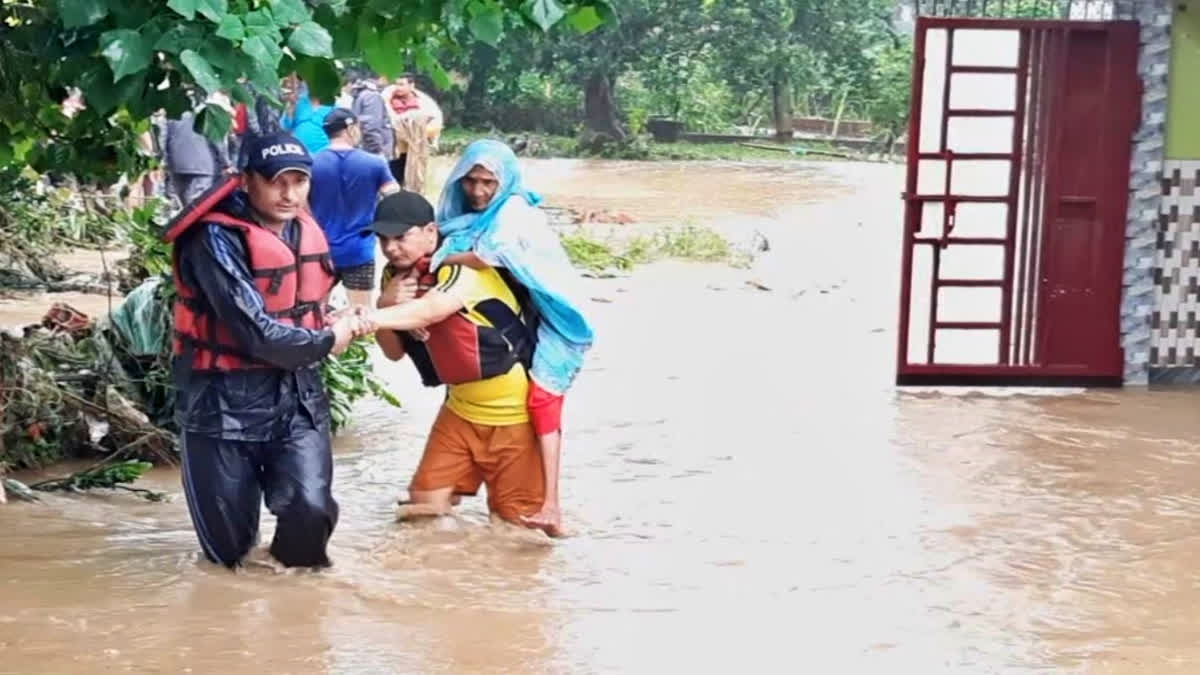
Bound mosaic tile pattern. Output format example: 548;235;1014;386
1120;0;1174;384
1150;160;1200;369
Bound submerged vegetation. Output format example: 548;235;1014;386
561;224;753;272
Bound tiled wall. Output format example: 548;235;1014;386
1121;0;1173;384
1150;160;1200;381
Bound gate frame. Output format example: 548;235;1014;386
895;16;1137;388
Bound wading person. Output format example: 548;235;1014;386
363;191;547;530
309;109;400;308
432;140;594;537
163;132;367;569
382;73;443;191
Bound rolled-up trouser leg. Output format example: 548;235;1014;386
262;414;339;568
180;432;263;568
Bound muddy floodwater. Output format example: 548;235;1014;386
5;159;1200;673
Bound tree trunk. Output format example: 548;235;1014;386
771;71;794;142
584;72;626;142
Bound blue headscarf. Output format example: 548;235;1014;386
433;140;594;394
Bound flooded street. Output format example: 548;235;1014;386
4;158;1200;673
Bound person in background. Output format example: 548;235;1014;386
283;79;334;154
309;108;400;308
348;70;393;160
157;107;232;208
382;73;444;190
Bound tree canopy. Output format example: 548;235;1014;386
0;0;612;180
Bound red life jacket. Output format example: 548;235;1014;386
389;258;536;387
162;175;336;371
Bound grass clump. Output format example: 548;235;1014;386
561;225;751;272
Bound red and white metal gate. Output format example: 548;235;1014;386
896;17;1140;386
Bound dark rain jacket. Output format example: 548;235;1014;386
171;190;335;441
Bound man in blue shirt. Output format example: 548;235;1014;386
310;109;400;307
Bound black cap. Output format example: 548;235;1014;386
243;132;312;179
370;190;435;236
322;108;356;135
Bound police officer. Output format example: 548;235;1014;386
163;132;366;569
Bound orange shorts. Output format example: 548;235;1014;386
410;406;545;523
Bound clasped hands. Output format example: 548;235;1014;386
326;306;378;355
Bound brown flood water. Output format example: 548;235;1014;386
4;159;1200;673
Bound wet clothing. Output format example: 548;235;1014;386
411;406;544;524
309;147;394;269
168;186;335;437
434;140;593;397
527;380;564;436
382;259;543;523
172;210;333;373
380;263;533;426
181;410;337;568
432;264;532;426
166;183;339;568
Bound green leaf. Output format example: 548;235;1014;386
413;47;451;90
328;15;357;54
100;29;153;82
288;21;334;58
594;0;618;24
523;0;565;31
362;26;406;79
80;68;145;115
194;0;227;23
180;50;222;94
216;15;245;41
244;8;283;41
294;56;340;101
166;0;197;20
366;0;398;19
154;24;207;54
56;0;108;29
230;83;254;105
270;0;309;26
197;104;232;142
565;5;604;34
200;40;250;74
467;1;503;46
12;137;34;163
242;35;284;69
248;61;281;95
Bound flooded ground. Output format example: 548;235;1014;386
3;158;1200;673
